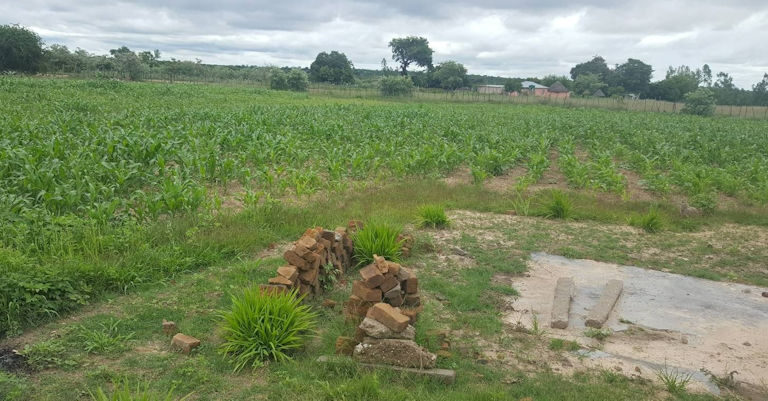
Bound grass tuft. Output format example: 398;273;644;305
628;207;664;233
655;364;692;394
417;205;450;228
219;288;317;372
542;190;573;219
352;220;403;266
89;380;191;401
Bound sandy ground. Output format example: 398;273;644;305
504;253;768;396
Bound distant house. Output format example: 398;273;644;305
477;84;505;94
593;89;606;97
510;80;571;98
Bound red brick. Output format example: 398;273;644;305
284;250;308;270
277;265;298;282
385;261;401;276
404;294;421;307
359;264;384;288
373;255;388;274
293;244;311;257
380;274;399;293
386;292;403;307
344;295;374;320
352;281;382;302
348;220;364;232
403;277;419;294
162;319;177;335
366;303;410;332
298;283;311;296
171;333;200;354
400;305;423;325
299;266;319;284
297;235;317;251
335;336;357;356
268;276;294;286
321;230;336;242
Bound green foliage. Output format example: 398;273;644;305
0;24;45;73
573;73;607;96
682;88;716;116
352;221;403;266
417;204;450;228
690;192;717;214
219;288;316;371
614;58;653;95
655;365;692;394
19;339;78;370
78;318;134;355
0;372;27;401
319;263;340;291
628;208;663;233
542;190;573;219
388;36;433;75
270;69;308;91
549;338;581;351
89;380;191;401
309;51;354;84
431;61;468;90
503;78;522;93
378;75;414;96
584;328;612;341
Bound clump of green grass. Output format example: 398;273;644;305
628;207;663;233
19;339;78;371
543;190;573;219
655;364;692;394
584;328;612;341
417;205;450;228
78;318;134;355
89;380;191;401
549;338;581;351
219;287;316;372
352;220;403;266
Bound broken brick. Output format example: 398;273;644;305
352;280;382;302
277;265;299;282
359;264;385;288
171;333;200;354
284;250;308;270
366;303;410;332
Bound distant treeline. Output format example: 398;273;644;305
1;24;767;106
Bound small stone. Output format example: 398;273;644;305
451;246;468;256
322;299;337;308
335;336;357;356
171;333;200;354
742;289;751;294
762;291;768;298
358;317;415;340
635;366;642;374
681;337;688;344
162;319;177;335
743;341;751;346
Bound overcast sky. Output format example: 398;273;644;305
3;0;767;87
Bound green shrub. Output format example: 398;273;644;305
584;328;612;341
270;69;288;90
655;365;692;394
89;380;191;401
78;318;134;355
690;192;717;214
682;88;716;116
352;221;403;266
19;339;78;370
219;288;316;371
628;208;663;233
286;69;309;92
379;76;414;96
417;205;450;228
543;190;573;219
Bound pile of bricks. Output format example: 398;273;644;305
344;255;421;318
260;223;356;298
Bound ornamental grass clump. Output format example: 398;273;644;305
219;288;316;372
352;220;403;267
417;204;450;228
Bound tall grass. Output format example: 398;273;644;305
417;205;450;228
352;220;403;266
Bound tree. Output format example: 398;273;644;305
0;24;45;72
682;88;716;116
309;51;354;84
286;69;309;91
572;73;606;96
138;49;161;69
701;64;712;87
388;36;433;76
615;58;653;95
752;74;768;106
539;75;572;89
647;65;700;101
569;55;611;81
379;76;414;96
431;61;467;90
109;46;144;80
503;78;522;93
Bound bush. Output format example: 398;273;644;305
543;190;573;219
379;76;414;96
270;69;308;92
690;192;717;214
219;288;316;371
352;221;403;266
89;380;190;401
682;88;716;116
628;208;663;233
417;205;450;228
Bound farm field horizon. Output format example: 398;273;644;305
2;77;768;400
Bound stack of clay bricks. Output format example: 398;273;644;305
344;255;421;319
350;302;436;368
259;223;356;298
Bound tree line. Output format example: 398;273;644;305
2;24;767;106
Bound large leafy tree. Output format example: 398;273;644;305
309;51;355;84
647;66;700;101
389;36;433;76
615;58;653;95
109;46;144;80
0;24;45;72
573;73;607;96
569;55;611;81
431;61;467;90
752;74;768;106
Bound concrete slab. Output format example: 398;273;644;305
504;252;768;393
585;279;623;328
550;277;574;329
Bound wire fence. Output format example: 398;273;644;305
49;71;768;120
